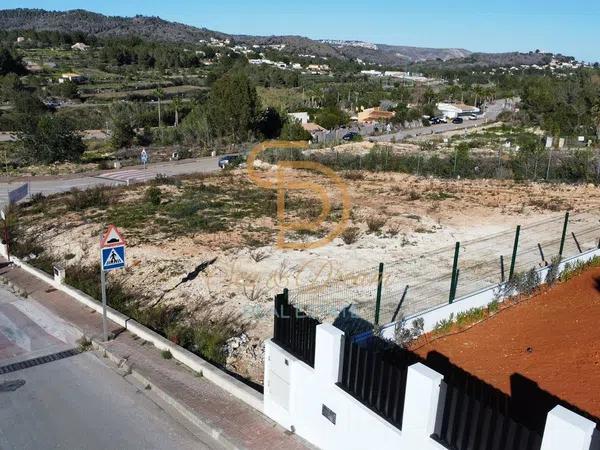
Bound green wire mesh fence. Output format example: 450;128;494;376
288;209;600;326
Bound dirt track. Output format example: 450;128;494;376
413;267;600;419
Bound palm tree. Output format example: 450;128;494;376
154;88;165;140
172;96;182;127
473;85;485;107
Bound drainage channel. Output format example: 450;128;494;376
0;349;81;375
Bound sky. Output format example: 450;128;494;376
3;0;599;62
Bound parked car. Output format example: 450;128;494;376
452;117;464;124
218;155;241;169
468;114;479;120
429;117;442;125
342;132;360;141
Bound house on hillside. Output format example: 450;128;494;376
302;122;326;133
288;112;310;125
357;107;396;124
71;42;90;51
437;102;481;119
59;73;86;84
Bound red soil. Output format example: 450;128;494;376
413;267;600;418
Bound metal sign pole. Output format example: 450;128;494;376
99;233;108;342
100;267;108;342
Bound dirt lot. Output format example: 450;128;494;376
13;162;600;383
412;266;600;419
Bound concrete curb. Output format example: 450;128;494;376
4;254;263;413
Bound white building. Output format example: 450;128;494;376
71;42;90;51
288;112;310;125
436;102;480;119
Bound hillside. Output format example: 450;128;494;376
0;8;574;68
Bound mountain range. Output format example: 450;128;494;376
0;8;568;68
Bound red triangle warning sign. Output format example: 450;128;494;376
100;224;126;248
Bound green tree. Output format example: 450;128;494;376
47;81;79;100
180;106;212;147
280;120;311;141
109;103;136;149
206;70;259;142
254;107;283;139
19;115;85;164
314;107;349;130
5;92;47;132
0;74;23;101
0;48;26;76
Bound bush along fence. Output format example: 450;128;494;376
266;299;599;450
288;209;600;327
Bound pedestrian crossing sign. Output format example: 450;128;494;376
101;245;126;271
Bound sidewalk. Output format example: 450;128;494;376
0;261;310;450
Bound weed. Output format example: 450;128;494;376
243;281;268;302
343;171;365;181
144;186;162;206
77;336;92;352
394;317;424;348
66;186;113;211
341;226;360;244
545;255;562;285
249;249;270;263
366;216;387;233
387;223;401;237
407;190;421;201
161;349;173;359
433;314;454;335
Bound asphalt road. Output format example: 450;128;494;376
0;156;221;205
0;284;221;450
371;99;515;143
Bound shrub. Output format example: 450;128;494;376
66;187;112;211
144;186;162;206
501;267;541;298
407;190;421;201
545;255;562;285
394;317;424;348
19;115;86;163
366;216;387;233
342;171;365;181
341;226;360;244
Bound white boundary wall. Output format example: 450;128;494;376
381;247;600;339
265;324;597;450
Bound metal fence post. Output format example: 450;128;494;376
449;242;460;304
374;263;384;325
558;212;569;259
509;225;521;280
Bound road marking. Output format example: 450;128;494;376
95;169;157;184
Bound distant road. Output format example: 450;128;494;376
0;284;220;450
371;99;515;143
0;156;221;205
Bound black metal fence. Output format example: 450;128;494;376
273;289;320;368
433;383;542;450
337;334;420;430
